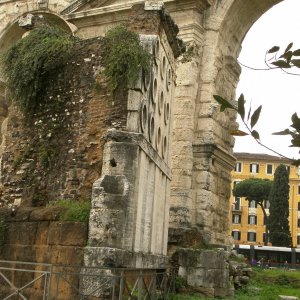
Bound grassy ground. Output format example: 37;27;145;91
172;268;300;299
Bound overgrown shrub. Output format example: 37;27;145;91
0;26;76;116
174;276;188;291
102;24;151;97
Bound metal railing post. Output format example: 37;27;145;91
118;270;124;300
111;271;116;300
152;272;157;300
46;264;53;300
163;273;168;299
138;270;143;300
54;273;60;300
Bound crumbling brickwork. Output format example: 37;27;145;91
0;38;127;207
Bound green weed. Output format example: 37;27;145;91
174;268;300;299
48;199;91;223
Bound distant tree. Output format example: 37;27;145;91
233;178;273;245
268;164;291;247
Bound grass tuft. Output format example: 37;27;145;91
48;199;91;223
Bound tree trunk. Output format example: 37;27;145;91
259;202;269;246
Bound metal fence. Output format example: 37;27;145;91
0;260;175;299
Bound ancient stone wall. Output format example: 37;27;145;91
176;248;233;298
0;206;88;299
0;38;127;207
84;4;182;273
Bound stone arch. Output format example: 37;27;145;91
169;0;287;247
197;0;284;242
196;0;283;152
0;11;76;54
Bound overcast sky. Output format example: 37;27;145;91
234;0;300;160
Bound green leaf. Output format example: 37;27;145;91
291;59;300;68
268;46;280;54
229;129;248;136
291;113;300;130
213;95;234;112
292;49;300;56
247;106;252;122
290;137;300;147
251;130;260;140
284;42;293;53
272;129;293;135
280;51;293;63
271;60;291;68
237;94;245;120
250;105;262;129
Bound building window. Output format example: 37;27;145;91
248;215;257;225
232;214;241;224
234;197;241;210
298;218;300;228
297;235;300;245
232;231;241;241
264;200;270;209
235;162;242;173
250;163;259;174
298;185;300;195
266;164;273;175
298;202;300;211
247;232;256;242
249;200;257;208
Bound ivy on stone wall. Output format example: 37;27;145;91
0;26;77;116
102;24;151;98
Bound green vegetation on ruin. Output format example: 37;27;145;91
173;268;300;299
102;24;151;98
0;26;76;116
1;24;152;112
48;199;91;223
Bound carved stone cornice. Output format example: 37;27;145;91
193;143;236;171
106;130;172;179
65;2;132;25
165;0;213;13
65;0;213;24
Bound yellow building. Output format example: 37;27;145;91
230;152;300;248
